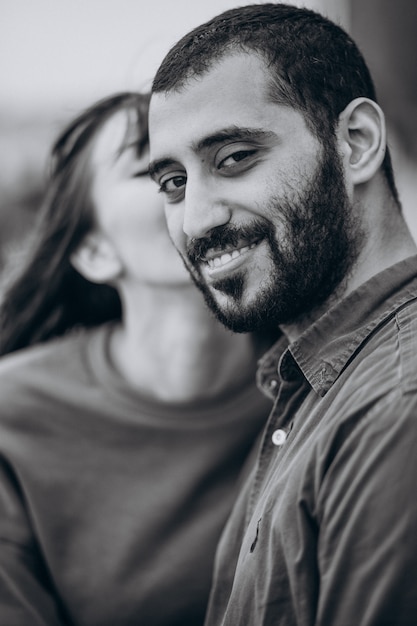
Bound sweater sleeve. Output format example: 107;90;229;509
314;391;417;626
0;458;66;626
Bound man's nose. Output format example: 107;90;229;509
183;178;231;239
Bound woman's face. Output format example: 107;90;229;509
88;109;191;287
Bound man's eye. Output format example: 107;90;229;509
219;149;257;169
159;174;187;200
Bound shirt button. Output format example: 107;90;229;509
272;429;287;446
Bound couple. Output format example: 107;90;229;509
2;4;417;625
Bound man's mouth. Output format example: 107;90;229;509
203;240;260;270
186;219;272;277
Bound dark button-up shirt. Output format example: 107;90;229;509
205;256;417;626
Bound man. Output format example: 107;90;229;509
149;4;417;625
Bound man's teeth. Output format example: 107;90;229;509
206;242;258;269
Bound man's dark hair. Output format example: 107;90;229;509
152;3;398;202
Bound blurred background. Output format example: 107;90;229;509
0;0;416;275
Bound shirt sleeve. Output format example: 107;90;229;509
314;391;417;626
0;458;66;625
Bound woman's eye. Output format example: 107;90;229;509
219;149;257;169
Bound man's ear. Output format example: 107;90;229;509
70;232;123;284
337;97;387;185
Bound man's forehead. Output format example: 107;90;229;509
149;91;189;161
150;71;272;156
149;90;173;123
150;52;271;115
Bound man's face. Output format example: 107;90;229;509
149;53;363;332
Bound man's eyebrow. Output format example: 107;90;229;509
194;127;277;152
148;158;178;181
148;127;277;180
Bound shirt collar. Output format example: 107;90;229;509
257;256;417;399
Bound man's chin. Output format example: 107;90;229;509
211;272;245;300
186;263;273;331
196;283;266;333
211;302;267;333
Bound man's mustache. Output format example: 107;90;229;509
186;219;272;263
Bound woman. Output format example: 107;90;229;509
0;92;275;625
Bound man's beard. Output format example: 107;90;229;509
184;139;365;333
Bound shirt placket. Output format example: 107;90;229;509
246;357;309;526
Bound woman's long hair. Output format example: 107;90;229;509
0;92;151;356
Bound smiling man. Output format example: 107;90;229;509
150;52;364;336
149;4;417;625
